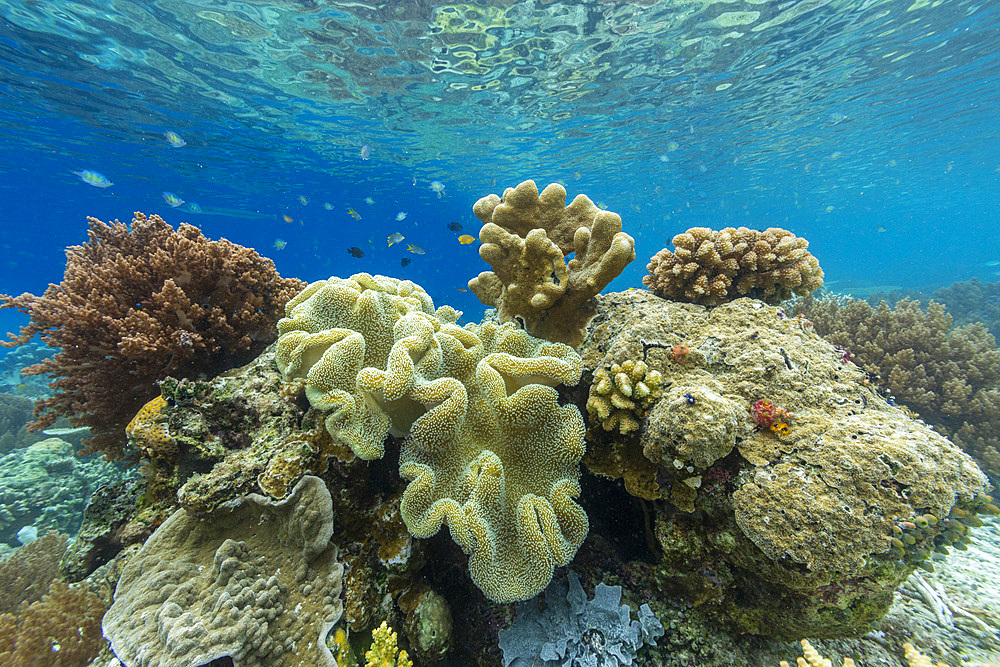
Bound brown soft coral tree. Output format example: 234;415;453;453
0;213;304;460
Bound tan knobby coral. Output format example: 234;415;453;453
275;273;589;602
586;359;663;434
643;226;823;306
102;475;344;667
469;179;635;347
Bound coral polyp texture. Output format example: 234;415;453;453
102;475;344;667
0;212;303;460
643;226;823;306
468;179;636;347
275;273;589;602
579;290;990;638
586;359;663;434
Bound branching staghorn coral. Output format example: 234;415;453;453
792;295;1000;482
0;213;303;460
275;273;589;602
469;179;635;347
644;226;823;306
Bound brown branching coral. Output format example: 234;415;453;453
469;180;635;347
793;295;1000;482
0;213;304;460
643;226;823;306
0;581;106;667
0;532;68;614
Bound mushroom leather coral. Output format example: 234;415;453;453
469;180;635;347
275;273;589;603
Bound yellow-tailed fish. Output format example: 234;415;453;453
348;208;362;220
163;130;186;147
73;170;112;188
458;234;475;245
323;202;333;210
388;233;405;247
273;239;287;250
395;211;407;221
298;195;308;205
283;214;294;223
429;180;445;198
407;244;425;255
162;191;185;207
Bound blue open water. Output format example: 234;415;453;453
1;0;998;337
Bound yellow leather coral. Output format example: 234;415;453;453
275;273;589;603
644;226;823;306
469;179;635;347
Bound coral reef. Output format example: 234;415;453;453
0;437;127;547
930;277;1000;340
0;581;106;667
0;393;45;453
587;360;663;434
469;179;635;347
0;531;67;614
276;273;589;603
643;226;823;306
102;475;344;667
498;570;663;667
364;621;412;667
791;295;1000;483
578;289;990;638
0;212;303;460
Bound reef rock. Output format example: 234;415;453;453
578;290;991;638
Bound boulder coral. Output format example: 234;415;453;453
579;290;990;638
275;273;589;602
469;179;635;347
102;475;344;667
643;226;823;306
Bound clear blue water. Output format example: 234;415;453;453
1;0;999;330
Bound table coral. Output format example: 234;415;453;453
643;226;823;306
468;179;635;347
0;212;303;460
102;475;344;667
276;273;589;602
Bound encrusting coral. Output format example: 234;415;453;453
102;475;344;667
792;295;1000;483
275;273;589;603
0;212;303;460
469;179;635;347
643;226;823;306
578;289;990;638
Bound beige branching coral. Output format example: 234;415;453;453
276;273;589;603
587;360;663;434
643;226;823;306
469;179;635;347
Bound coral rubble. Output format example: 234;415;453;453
0;212;303;460
469;179;635;347
644;226;823;306
102;475;344;667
